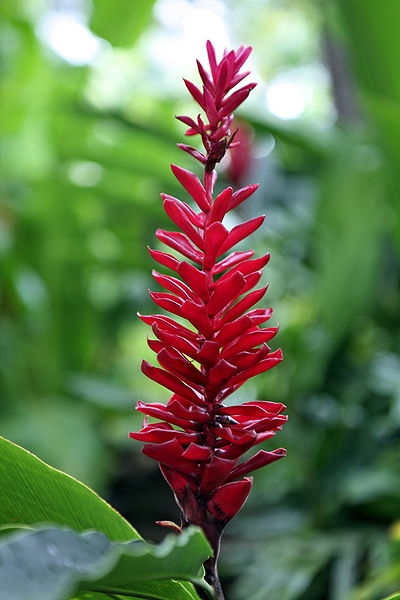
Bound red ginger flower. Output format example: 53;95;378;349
130;41;286;596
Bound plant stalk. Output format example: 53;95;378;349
204;556;225;600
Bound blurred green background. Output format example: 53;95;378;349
1;0;399;599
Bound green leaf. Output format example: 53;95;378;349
89;0;156;47
0;526;212;600
78;580;203;600
75;587;199;600
75;581;204;600
315;140;385;347
227;534;335;600
0;436;138;541
92;525;212;590
1;401;109;489
349;563;400;600
244;113;332;158
338;0;400;102
338;0;400;243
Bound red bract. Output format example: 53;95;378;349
130;41;286;598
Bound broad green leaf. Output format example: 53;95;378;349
338;0;400;243
76;580;204;600
92;525;212;590
363;94;400;171
224;533;335;600
295;134;386;390
89;0;156;47
0;436;138;541
0;527;112;600
245;113;332;158
75;592;195;600
1;401;109;489
315;140;385;346
0;523;32;538
349;563;400;600
338;0;400;101
0;526;212;600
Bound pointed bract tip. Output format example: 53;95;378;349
155;520;182;534
141;359;151;371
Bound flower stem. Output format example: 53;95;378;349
204;556;225;600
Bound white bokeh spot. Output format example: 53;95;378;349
266;79;306;120
38;11;103;66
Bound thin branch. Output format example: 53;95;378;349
322;24;362;124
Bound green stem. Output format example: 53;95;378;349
204;556;225;600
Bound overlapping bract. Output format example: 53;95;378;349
130;42;286;547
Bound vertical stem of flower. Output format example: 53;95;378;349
200;169;227;600
204;556;225;600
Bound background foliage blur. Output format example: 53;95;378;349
1;0;399;599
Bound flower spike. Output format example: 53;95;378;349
131;41;286;600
